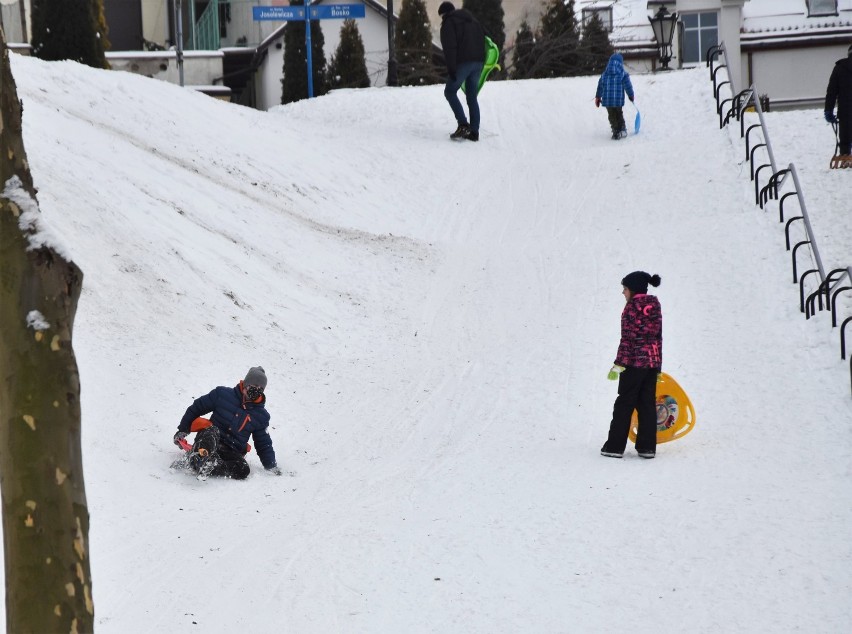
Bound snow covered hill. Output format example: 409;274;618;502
7;54;852;632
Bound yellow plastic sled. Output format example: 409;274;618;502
628;372;696;444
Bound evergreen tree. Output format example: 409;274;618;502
462;0;506;79
532;0;580;78
281;0;328;103
395;0;440;86
327;19;371;90
578;12;613;76
30;0;108;68
510;20;536;80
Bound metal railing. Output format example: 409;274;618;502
191;0;221;51
708;43;852;394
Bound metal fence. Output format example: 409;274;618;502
708;43;852;395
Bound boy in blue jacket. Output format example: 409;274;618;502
174;366;281;479
595;53;635;140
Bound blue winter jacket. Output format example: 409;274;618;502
596;54;634;108
178;384;277;469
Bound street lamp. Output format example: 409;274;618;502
647;3;678;70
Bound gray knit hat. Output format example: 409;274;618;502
244;366;267;388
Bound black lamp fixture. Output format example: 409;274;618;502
647;2;678;70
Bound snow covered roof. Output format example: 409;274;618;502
575;0;852;48
741;0;852;45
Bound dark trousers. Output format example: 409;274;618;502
838;111;850;155
191;426;251;480
444;61;484;132
604;367;659;453
606;106;626;133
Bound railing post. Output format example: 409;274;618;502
754;163;772;204
832;286;852;327
778;192;797;223
745;124;761;161
840;316;852;395
785;216;803;250
789;164;826;283
791;240;810;283
806;269;848;318
841;316;852;358
799;269;820;314
706;67;850;395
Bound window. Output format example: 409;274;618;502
582;8;613;32
681;12;718;65
807;0;838;17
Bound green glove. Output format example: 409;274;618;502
607;365;625;381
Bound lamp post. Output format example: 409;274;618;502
648;3;678;70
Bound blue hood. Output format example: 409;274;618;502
604;53;624;75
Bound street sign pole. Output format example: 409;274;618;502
386;0;397;86
253;3;367;99
175;0;185;87
306;0;314;98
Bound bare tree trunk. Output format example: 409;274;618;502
0;25;93;632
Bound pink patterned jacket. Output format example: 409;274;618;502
614;293;663;369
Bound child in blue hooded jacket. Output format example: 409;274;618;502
595;53;635;140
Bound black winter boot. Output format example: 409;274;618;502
450;123;471;139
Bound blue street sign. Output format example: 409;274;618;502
252;6;305;21
309;4;366;20
253;3;366;98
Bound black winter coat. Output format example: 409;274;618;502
179;384;277;469
825;57;852;118
440;9;485;76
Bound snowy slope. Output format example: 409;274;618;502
7;54;852;632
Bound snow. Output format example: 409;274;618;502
4;174;73;258
25;310;50;331
7;53;852;632
744;0;852;20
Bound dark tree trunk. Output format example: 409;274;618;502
0;26;93;632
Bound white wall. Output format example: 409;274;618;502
257;42;285;111
222;0;279;48
141;0;169;46
107;50;224;86
744;44;848;107
0;0;29;43
718;0;745;92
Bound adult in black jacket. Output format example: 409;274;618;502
174;366;281;479
824;44;852;156
439;1;485;141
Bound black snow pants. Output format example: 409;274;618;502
604;366;659;454
191;426;251;480
606;106;626;133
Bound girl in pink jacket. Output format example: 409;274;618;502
601;271;662;459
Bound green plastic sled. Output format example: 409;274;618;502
461;36;501;95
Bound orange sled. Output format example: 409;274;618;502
177;417;252;453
